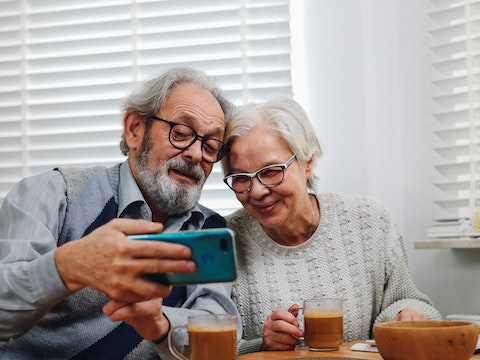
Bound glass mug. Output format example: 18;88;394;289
168;314;237;360
303;298;344;351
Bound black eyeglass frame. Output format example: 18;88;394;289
151;115;229;163
223;154;297;194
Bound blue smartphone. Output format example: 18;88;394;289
128;228;237;285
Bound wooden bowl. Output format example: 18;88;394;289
374;320;479;360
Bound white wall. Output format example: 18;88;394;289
291;0;480;318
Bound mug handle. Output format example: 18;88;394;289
168;325;189;360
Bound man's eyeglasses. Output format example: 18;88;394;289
151;116;229;163
223;155;297;194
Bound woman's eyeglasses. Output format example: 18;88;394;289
223;155;297;193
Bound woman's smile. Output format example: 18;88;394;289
252;200;278;215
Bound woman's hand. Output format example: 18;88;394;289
394;307;427;321
260;304;304;351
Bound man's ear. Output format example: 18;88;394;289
123;112;144;153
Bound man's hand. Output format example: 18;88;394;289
103;299;170;341
260;304;303;351
54;218;195;303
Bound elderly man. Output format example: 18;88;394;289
0;67;240;359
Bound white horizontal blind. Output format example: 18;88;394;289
0;0;292;216
428;0;480;237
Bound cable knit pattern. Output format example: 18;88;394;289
227;193;442;354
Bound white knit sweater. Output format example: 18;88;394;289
226;193;442;354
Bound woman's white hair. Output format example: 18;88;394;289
222;95;322;191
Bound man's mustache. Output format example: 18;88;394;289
165;159;205;183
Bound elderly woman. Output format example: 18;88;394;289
221;96;441;354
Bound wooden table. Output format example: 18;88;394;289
237;341;480;359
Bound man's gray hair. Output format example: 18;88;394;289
120;67;233;155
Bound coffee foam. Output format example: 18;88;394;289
304;309;343;318
188;324;236;332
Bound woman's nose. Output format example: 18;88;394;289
249;176;270;196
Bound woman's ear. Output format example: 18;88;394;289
305;155;314;178
123;112;144;153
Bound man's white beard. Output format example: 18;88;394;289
134;150;206;216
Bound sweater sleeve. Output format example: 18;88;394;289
237;337;263;355
372;208;442;325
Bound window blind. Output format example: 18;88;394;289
428;0;480;237
0;0;292;216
